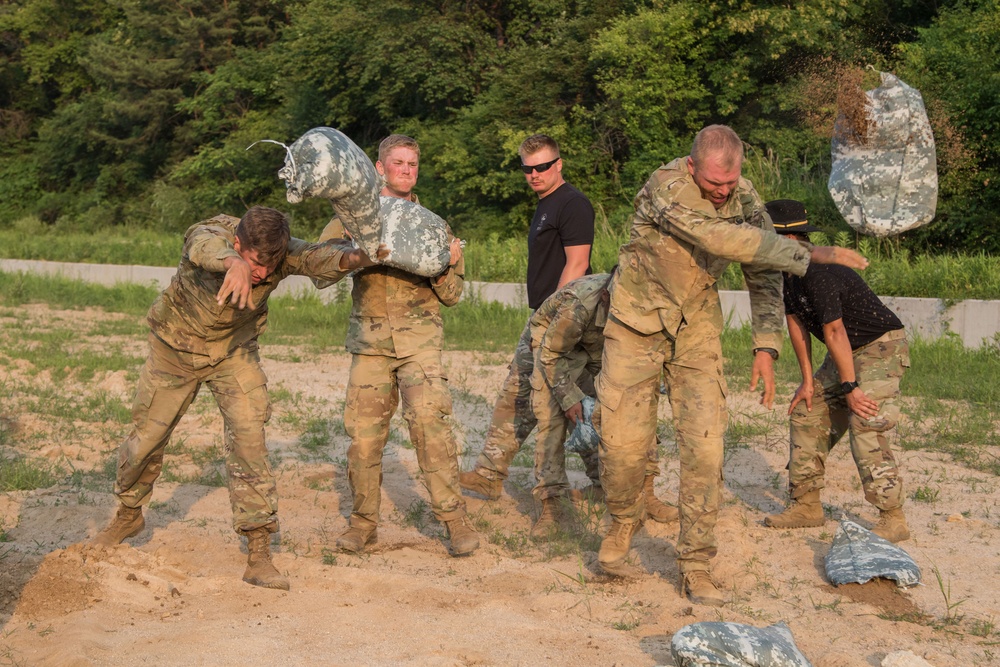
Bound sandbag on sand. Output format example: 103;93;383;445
824;519;921;587
671;621;813;667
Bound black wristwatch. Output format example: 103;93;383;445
753;347;778;361
840;380;860;394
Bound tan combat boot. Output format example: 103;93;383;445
336;518;378;554
643;475;679;523
598;519;642;576
764;489;825;529
243;527;290;591
682;570;725;607
445;517;480;556
92;504;145;546
568;484;605;503
530;498;564;540
872;507;910;543
458;470;503;500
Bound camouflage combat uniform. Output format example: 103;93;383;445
115;214;353;533
788;331;908;508
596;158;812;573
317;212;469;528
527;274;609;499
470;320;536;481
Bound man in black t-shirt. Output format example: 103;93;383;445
460;134;604;502
520;134;595;309
763;199;911;542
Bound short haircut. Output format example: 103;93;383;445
378;134;420;163
236;206;291;268
690;125;744;171
518;134;560;159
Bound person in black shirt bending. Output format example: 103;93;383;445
763;199;911;542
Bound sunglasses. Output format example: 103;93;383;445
519;157;559;174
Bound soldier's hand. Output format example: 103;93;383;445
750;350;776;409
809;246;869;270
340;244;388;270
448;237;463;267
564;402;584;425
788;380;813;415
845;387;879;419
218;256;255;310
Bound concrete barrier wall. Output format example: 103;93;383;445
3;258;997;348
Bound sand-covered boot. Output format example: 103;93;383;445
872;507;910;543
764;489;825;528
683;570;725;607
643;475;679;523
336;518;378;553
598;519;642;576
445;517;480;556
458;470;503;500
92;504;145;546
243;527;289;591
530;498;563;540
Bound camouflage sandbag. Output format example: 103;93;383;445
671;621;813;667
378;196;452;277
828;72;937;237
564;395;598;454
824;519;921;588
256;126;383;259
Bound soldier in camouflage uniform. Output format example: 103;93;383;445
319;135;479;557
594;126;870;607
93;206;375;591
763;199;910;543
460;274;679;535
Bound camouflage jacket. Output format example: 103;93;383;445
610;157;812;352
530;273;610;411
147;214;353;364
316;196;464;358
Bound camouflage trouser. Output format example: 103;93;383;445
788;329;909;510
344;350;466;525
596;305;728;574
115;334;277;534
530;349;601;500
473;321;536;480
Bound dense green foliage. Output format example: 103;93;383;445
1;0;997;254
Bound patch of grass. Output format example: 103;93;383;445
0;456;57;491
0;227;180;266
0;270;158;315
910;485;941;503
399;499;429;531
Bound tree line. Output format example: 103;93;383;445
0;0;997;252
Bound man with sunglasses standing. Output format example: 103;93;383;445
461;135;608;518
519;134;594;311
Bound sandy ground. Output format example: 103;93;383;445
1;304;999;666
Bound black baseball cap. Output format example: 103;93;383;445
765;199;822;234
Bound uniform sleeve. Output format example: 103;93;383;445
431;225;464;307
557;194;595;247
185;225;241;273
740;204;786;351
536;297;589;411
283;237;354;283
651;181;812;276
312;216;349;290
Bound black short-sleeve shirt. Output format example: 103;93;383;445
783;263;903;349
526;182;594;309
